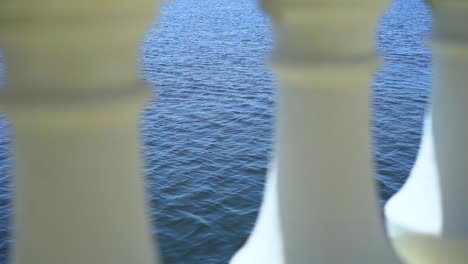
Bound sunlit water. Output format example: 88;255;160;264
0;0;432;263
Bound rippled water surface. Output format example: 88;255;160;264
0;0;432;263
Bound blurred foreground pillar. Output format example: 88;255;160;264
0;1;160;263
232;1;400;263
385;1;468;263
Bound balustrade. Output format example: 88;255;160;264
385;1;468;263
0;1;161;263
232;0;399;263
0;0;467;264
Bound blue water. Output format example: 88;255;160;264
0;0;432;263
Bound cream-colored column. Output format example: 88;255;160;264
232;1;400;263
0;1;160;264
385;1;468;263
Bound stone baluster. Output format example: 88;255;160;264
232;0;400;263
0;1;160;263
385;1;468;263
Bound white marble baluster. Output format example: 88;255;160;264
0;1;160;263
385;1;468;263
232;1;400;263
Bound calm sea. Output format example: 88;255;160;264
0;0;432;263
